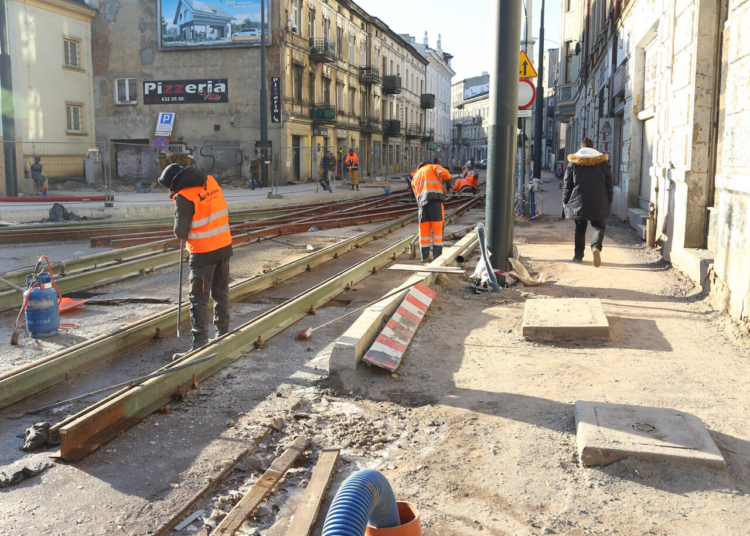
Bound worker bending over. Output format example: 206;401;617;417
467;171;479;190
159;164;233;359
345;149;359;190
453;177;474;195
410;161;452;262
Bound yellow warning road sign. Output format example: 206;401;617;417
520;50;537;78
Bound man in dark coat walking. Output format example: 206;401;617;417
563;137;614;267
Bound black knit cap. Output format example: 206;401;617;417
158;163;184;190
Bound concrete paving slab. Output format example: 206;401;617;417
522;298;609;339
575;401;726;469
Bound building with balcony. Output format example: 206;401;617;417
410;32;455;167
451;73;490;164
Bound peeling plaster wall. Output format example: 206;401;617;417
91;0;282;181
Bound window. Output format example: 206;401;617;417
566;0;573;11
292;0;302;33
64;38;80;68
115;78;137;104
309;72;315;103
323;78;331;104
349;35;356;64
337;28;344;59
293;65;303;103
308;10;314;38
349;87;356;114
323;17;330;41
360;41;366;66
565;42;574;84
337;82;344;111
66;104;83;133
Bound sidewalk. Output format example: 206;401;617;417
0;179;409;224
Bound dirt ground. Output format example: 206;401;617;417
1;178;749;536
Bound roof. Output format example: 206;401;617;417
173;0;233;24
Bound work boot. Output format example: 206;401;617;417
420;247;431;264
349;184;354;190
356;185;359;191
214;325;229;340
433;245;443;260
172;334;209;361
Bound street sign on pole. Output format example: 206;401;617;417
518;78;536;109
518;109;532;118
154;137;169;151
519;50;538;78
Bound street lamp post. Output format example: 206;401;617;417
533;0;545;186
260;0;269;188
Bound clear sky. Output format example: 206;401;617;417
353;0;561;83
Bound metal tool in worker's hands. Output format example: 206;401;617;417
177;239;185;338
296;283;420;341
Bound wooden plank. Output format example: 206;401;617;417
213;436;311;536
388;264;465;274
286;448;340;536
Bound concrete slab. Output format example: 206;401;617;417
522;298;609;340
575;401;726;469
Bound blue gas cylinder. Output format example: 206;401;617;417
24;273;60;338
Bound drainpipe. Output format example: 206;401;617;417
0;0;18;196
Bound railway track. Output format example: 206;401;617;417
0;196;484;414
0;192;416;310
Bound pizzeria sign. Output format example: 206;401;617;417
143;79;228;105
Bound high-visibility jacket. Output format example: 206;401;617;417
345;152;359;171
453;178;472;194
176;175;232;254
467;173;479;188
411;164;451;207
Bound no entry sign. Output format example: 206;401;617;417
519;79;536;109
154;137;169;151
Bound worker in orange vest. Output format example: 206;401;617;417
453;177;473;195
159;163;233;359
410;161;452;262
467;171;479;190
345;149;359;191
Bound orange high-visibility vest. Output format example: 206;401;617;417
453;178;471;193
176;175;232;254
411;164;451;207
467;174;478;188
345;152;359;171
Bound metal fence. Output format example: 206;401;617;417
1;140;110;198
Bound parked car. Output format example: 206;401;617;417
476;159;487;170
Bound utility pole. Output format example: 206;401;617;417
521;0;534;216
533;0;545;184
486;0;523;271
260;0;269;188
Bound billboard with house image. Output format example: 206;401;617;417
159;0;268;49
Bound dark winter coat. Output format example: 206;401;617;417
563;149;614;222
171;167;233;266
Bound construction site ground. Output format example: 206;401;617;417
1;174;750;536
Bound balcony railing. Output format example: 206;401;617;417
383;75;402;95
383;119;401;137
420;93;435;109
309;39;336;63
359;116;381;132
359;66;381;85
405;124;421;139
421;128;435;141
309;103;336;124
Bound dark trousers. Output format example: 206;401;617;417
189;258;230;341
574;220;606;260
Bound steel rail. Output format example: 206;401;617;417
0;199;480;410
0;190;398;245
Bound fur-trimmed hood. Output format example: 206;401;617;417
568;148;609;166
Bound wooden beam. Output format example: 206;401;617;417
286;448;340;536
388;264;465;274
213;436;310;536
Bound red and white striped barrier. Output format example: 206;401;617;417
363;283;436;372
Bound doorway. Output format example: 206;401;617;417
292;135;301;182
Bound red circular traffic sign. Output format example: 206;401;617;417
154;137;169;151
518;79;536;109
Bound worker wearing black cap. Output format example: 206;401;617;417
158;164;233;359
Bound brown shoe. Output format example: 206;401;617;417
593;248;602;268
